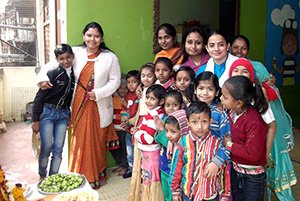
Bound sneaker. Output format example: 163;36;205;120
122;170;132;179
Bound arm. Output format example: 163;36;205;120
94;54;121;100
169;143;184;198
31;89;48;133
36;61;58;88
154;130;169;147
266;121;276;156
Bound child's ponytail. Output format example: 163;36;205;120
253;83;268;114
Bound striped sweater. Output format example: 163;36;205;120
169;131;222;200
134;106;165;151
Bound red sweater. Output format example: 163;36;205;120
229;107;268;166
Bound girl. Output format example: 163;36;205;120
154;90;186;201
194;71;231;200
196;30;238;87
154;23;183;67
154;57;175;89
175;66;195;108
181;25;210;73
229;58;297;200
221;76;269;201
132;85;166;201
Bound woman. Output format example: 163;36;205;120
230;35;297;201
38;22;121;189
154;23;183;67
196;30;238;87
181;25;210;73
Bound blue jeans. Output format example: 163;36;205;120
38;105;70;177
125;132;134;171
231;168;266;201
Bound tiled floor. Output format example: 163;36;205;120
0;122;299;200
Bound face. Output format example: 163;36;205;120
165;123;181;144
188;113;211;137
141;68;156;87
230;38;248;58
165;96;181;115
282;33;297;56
185;32;204;57
195;80;217;105
127;76;139;92
155;62;172;84
83;28;102;52
145;91;162;110
158;29;174;50
56;52;74;69
117;84;128;97
231;66;251;79
176;71;192;92
206;34;229;64
220;85;237;110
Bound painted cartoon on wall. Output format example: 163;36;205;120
266;2;300;86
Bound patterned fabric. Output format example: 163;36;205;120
113;94;127;131
69;51;118;183
154;46;183;66
169;131;222;200
134;107;165;151
155;77;175;89
181;52;210;73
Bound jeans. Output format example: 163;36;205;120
38;105;69;177
231;168;266;201
125;132;134;170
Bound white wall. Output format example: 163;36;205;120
160;0;219;31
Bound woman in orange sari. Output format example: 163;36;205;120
38;22;121;189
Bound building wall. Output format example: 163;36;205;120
66;0;154;73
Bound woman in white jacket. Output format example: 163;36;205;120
37;22;121;189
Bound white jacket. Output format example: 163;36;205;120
37;46;121;128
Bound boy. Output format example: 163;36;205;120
111;75;129;176
32;44;75;179
121;70;140;178
169;101;223;201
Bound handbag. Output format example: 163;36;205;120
32;132;41;159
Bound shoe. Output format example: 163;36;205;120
117;168;127;176
122;170;132;179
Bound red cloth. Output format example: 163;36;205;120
262;81;278;101
229;58;255;82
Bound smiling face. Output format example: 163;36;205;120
158;29;175;50
155;62;172;84
185;31;204;57
165;96;181;115
175;71;192;92
145;91;162;110
56;52;74;69
83;28;102;53
230;38;249;58
231;66;251;79
206;34;229;64
188;112;211;138
195;80;217;105
165;123;181;144
141;68;156;87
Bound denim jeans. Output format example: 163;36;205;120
125;132;134;170
38;105;69;177
231;168;266;201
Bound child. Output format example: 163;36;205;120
229;59;297;200
121;70;140;179
154;90;187;201
175;66;195;108
169;101;222;201
194;71;231;200
221;76;268;201
111;76;129;176
154;57;174;89
132;84;165;200
32;44;75;179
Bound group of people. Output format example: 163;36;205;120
31;21;297;201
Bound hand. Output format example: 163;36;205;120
223;134;232;146
216;101;225;111
167;141;174;160
172;194;182;201
39;81;53;90
32;121;40;133
154;116;164;132
135;85;143;99
130;127;139;135
204;162;219;179
121;117;129;129
87;91;96;100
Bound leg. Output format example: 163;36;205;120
38;107;55;177
230;168;244;201
125;132;134;169
242;172;266;201
118;131;128;168
49;108;69;175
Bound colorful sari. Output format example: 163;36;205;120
69;51;118;185
154;46;183;66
